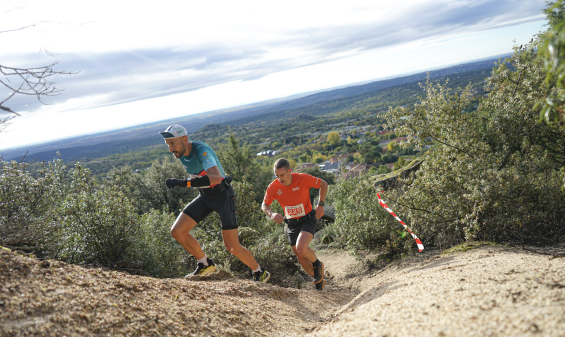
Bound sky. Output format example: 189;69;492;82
0;0;548;151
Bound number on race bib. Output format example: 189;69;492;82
285;204;306;218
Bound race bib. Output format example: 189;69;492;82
285;204;306;219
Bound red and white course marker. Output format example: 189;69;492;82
377;191;424;252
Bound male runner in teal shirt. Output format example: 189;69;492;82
160;124;270;282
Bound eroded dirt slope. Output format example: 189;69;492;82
0;247;354;336
2;244;565;336
312;244;565;337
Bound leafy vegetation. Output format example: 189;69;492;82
381;25;565;249
2;3;563;285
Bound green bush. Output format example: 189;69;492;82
54;164;139;265
133;209;189;278
376;165;391;174
0;158;68;246
105;157;198;214
384;41;565;249
329;173;412;255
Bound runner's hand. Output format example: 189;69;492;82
270;212;284;224
315;204;325;219
165;178;188;189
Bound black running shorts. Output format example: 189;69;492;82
285;211;317;246
182;185;238;230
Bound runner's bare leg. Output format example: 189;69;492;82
222;229;260;270
293;231;317;276
170;213;205;260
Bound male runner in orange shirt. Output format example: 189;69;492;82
261;158;328;290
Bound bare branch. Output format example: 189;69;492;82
512;69;524;97
0;61;77;133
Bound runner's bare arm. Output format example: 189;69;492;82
315;179;328;219
262;201;284;224
204;166;224;186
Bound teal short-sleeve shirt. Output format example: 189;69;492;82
179;141;226;178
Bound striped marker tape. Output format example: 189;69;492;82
377;191;424;252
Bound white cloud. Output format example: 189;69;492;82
0;0;549;149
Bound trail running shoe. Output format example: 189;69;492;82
313;260;324;284
253;267;271;283
315;279;325;291
185;258;217;278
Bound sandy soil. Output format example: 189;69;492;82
1;243;565;336
312;243;565;337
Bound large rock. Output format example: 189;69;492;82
372;159;423;191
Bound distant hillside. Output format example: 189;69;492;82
3;55;504;163
1;97;296;162
220;56;506;122
225;67;491;127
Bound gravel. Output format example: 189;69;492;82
2;243;564;336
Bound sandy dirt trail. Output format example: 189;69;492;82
312;244;565;337
1;244;565;336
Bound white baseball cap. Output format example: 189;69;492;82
159;124;187;139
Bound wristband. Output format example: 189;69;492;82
190;175;211;187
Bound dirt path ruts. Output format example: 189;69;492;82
2;244;565;336
311;244;565;337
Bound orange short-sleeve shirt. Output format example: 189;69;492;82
263;173;322;219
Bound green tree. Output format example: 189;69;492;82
289;159;298;169
392;157;406;170
387;141;397;152
218;132;272;200
360;139;382;163
539;0;565;126
219;133;257;179
106;159;197;214
385;37;565;248
544;0;565;28
299;154;310;163
328;173;403;255
376;165;391;174
327;131;341;146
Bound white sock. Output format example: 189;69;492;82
197;255;209;266
253;265;262;273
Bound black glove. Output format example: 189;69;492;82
165;178;187;189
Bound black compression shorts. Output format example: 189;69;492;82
285;210;317;246
182;185;238;230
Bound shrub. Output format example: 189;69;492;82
0;158;67;246
133;209;189;278
329;173;412;255
384;42;565;249
376;165;391;174
54;164;139;265
106;158;198;214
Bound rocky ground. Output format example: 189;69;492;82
1;242;565;336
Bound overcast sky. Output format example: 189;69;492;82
0;0;548;150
